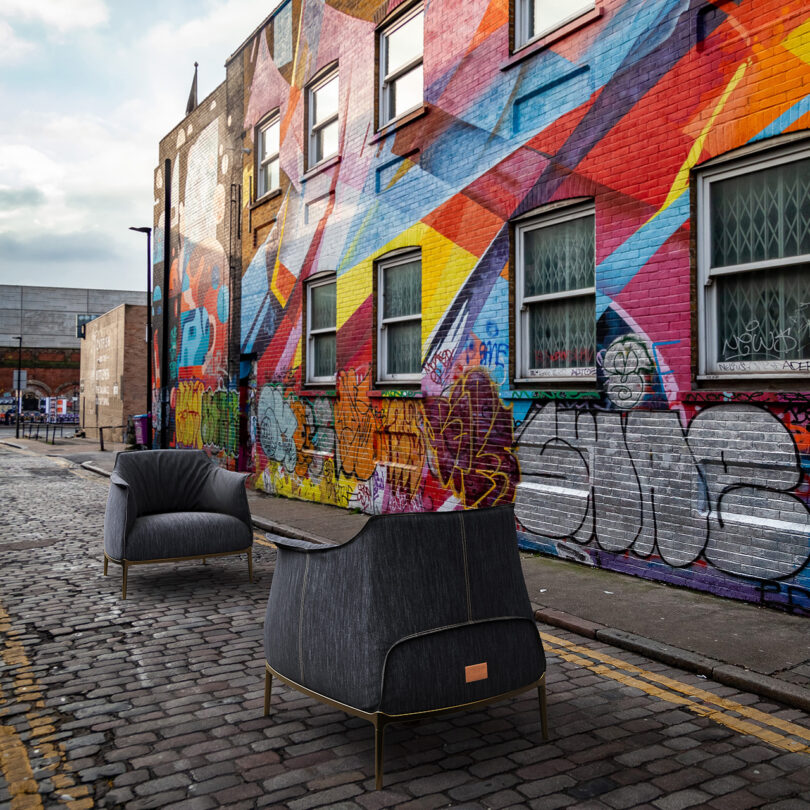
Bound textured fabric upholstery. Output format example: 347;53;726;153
103;449;252;563
125;512;252;561
264;506;545;714
379;618;544;714
103;472;136;561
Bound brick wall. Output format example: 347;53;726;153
0;347;79;402
155;0;810;613
153;75;244;461
79;304;147;441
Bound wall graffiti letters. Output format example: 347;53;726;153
426;369;518;508
516;403;810;586
602;335;655;410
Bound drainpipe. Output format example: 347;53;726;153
161;158;171;449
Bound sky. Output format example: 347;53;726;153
0;0;277;293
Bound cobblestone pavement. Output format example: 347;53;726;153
1;446;809;809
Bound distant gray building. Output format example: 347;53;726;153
0;285;145;350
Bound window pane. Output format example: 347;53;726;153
310;282;336;331
389;64;423;119
313;334;336;378
524;215;594;297
261;120;279;160
711;157;810;268
387;321;421;375
385;11;423;76
315;120;339;163
383;260;421;318
261;157;279;194
716;264;810;363
313;75;338;126
530;0;594;39
528;295;595;370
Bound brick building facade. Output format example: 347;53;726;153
79;304;148;441
154;0;810;613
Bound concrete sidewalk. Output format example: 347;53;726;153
4;432;810;714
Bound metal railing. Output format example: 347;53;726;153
23;421;67;445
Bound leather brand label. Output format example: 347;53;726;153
465;662;488;683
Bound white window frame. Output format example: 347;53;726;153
697;141;810;379
377;250;422;383
514;0;596;50
257;114;280;199
306;274;337;385
307;68;339;170
378;5;423;129
515;202;596;382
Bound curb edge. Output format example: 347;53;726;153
535;607;810;713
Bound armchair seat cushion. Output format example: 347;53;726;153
124;511;252;562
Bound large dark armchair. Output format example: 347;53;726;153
263;505;547;788
103;449;253;599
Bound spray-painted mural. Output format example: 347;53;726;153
153;89;243;462
155;0;810;613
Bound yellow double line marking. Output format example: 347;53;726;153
541;631;810;754
0;604;92;809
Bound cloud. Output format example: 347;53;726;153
0;187;46;210
0;231;118;263
0;20;34;63
0;0;109;32
0;1;283;291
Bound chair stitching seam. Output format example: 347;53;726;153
459;514;472;622
299;555;310;683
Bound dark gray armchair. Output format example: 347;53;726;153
263;505;547;788
103;449;253;598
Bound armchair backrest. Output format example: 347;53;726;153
113;449;217;517
361;505;532;641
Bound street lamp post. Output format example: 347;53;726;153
13;335;22;439
129;226;153;448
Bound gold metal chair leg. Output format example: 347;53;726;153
264;667;272;716
248;547;253;583
103;555;108;576
202;557;207;565
122;562;128;600
539;679;549;740
374;718;386;790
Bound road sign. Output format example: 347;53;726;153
12;370;27;390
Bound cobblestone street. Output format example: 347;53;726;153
1;446;810;809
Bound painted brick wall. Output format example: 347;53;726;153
156;0;810;614
154;78;244;464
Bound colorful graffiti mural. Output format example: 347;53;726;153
154;0;810;613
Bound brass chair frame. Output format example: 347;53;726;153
264;662;548;789
104;547;253;599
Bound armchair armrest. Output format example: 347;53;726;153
268;535;332;552
201;467;251;527
104;473;137;560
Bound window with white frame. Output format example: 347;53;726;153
514;0;595;49
515;203;595;380
378;5;423;128
698;142;810;377
257;115;280;198
306;276;337;384
377;251;422;382
307;69;339;168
